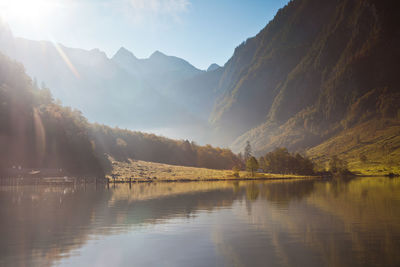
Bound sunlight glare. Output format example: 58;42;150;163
0;0;55;27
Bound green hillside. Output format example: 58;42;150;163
307;118;400;175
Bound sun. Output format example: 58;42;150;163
0;0;55;27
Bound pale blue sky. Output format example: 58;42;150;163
0;0;289;69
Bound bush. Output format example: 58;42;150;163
260;148;314;175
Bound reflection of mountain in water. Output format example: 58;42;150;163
214;177;400;267
0;180;315;266
1;178;399;267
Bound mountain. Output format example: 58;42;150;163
207;63;220;72
206;0;399;168
112;47;203;90
0;24;208;141
166;66;224;119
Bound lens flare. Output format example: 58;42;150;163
33;108;46;165
53;42;80;79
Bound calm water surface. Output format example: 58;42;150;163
1;177;400;267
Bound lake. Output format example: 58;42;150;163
1;177;399;267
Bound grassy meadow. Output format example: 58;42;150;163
307;118;400;176
107;159;316;182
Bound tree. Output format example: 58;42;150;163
258;156;266;172
328;155;348;175
244;141;252;161
232;165;240;177
246;156;259;177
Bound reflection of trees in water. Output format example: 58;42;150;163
232;180;316;215
2;180;318;266
246;183;260;201
2;179;397;267
328;176;357;198
306;177;400;266
109;188;237;226
258;179;316;206
229;180;317;204
232;181;240;194
0;183;237;267
211;180;321;266
0;186;110;267
220;178;400;267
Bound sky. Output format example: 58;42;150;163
0;0;289;70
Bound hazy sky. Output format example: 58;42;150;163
0;0;289;69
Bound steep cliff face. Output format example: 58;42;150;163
209;0;399;154
210;0;339;142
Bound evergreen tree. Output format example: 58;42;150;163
244;141;252;161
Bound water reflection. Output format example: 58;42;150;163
0;177;399;266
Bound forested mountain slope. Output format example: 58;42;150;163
208;0;399;162
0;52;106;176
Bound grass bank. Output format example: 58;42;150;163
107;159;318;183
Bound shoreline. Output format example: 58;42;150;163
106;175;321;184
1;174;395;186
0;175;321;186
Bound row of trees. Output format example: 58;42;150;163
239;142;316;176
89;124;242;170
240;141;351;177
260;147;314;175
